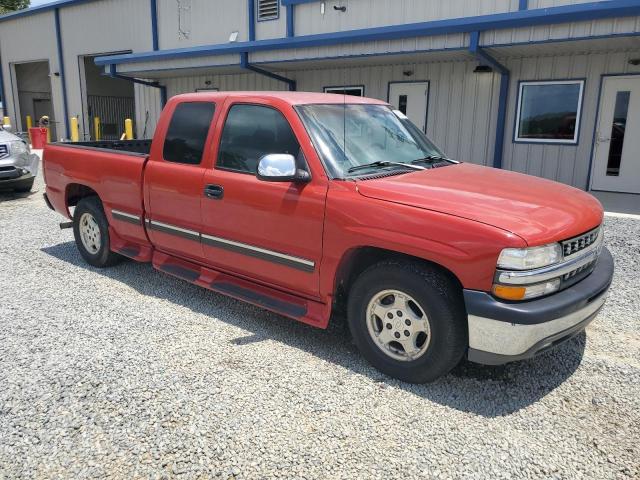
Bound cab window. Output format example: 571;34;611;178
163;102;215;165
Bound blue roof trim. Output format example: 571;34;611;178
0;0;96;22
281;0;317;5
95;0;640;67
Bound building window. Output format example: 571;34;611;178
514;80;585;144
163;102;215;165
323;86;365;97
257;0;279;21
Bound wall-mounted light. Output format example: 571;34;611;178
205;80;212;86
403;70;414;77
473;65;493;74
629;58;640;66
333;5;347;12
229;31;239;43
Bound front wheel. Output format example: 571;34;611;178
73;197;122;268
347;261;467;383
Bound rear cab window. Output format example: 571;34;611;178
163;102;216;165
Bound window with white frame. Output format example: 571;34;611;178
514;80;585;144
323;86;365;97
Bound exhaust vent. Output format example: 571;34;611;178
258;0;279;20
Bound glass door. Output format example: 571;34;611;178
591;76;640;194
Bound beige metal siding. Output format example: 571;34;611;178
59;0;153;140
255;5;287;40
0;11;61;132
134;82;162;138
157;0;248;49
293;0;518;36
502;50;640;189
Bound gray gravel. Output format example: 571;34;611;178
1;169;639;479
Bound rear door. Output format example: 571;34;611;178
144;101;217;262
200;100;328;298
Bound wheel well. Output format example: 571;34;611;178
333;247;463;312
66;184;99;209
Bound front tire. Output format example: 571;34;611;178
73;197;122;268
347;261;467;383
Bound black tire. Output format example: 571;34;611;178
13;178;34;193
347;261;467;383
72;196;122;268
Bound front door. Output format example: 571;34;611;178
388;81;429;132
200;101;327;298
591;75;640;194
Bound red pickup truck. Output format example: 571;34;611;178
43;92;613;383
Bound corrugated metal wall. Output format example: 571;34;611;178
293;0;518;36
60;0;153;140
502;50;640;189
157;0;248;49
0;11;62;133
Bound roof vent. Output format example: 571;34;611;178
258;0;279;20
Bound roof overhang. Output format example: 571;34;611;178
96;0;640;71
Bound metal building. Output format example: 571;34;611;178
1;0;639;208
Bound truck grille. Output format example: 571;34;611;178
562;227;600;257
0;144;8;159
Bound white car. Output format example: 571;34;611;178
0;126;39;193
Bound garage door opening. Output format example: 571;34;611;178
14;61;56;140
80;55;135;140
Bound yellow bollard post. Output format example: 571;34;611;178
70;116;80;142
94;117;101;141
124;118;134;140
3;116;9;126
46;128;51;143
26;115;32;130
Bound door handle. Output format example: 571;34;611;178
204;184;224;200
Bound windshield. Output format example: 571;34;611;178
295;104;446;178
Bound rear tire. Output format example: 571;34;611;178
73;196;122;268
347;261;467;383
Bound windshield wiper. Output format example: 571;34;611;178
411;155;457;166
347;161;425;174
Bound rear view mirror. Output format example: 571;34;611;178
257;154;310;182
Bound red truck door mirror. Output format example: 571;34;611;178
257;154;310;183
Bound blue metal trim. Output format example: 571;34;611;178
240;52;296;91
519;0;528;10
387;80;431;134
586;72;640;191
248;0;256;41
286;4;294;37
150;0;159;51
468;31;509;169
512;79;586;146
95;0;640;66
0;52;6;114
281;0;317;5
54;8;70;139
109;64;168;108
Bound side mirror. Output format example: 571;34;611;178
257;153;310;183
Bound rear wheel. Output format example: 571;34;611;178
73;197;122;268
347;261;467;383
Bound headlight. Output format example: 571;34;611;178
492;279;561;301
497;243;562;271
10;140;29;155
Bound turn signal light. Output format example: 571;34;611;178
492;285;527;300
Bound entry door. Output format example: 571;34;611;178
388;82;429;132
200;102;327;298
591;76;640;194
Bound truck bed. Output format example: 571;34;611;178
57;139;152;155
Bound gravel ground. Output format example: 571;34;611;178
0;167;639;479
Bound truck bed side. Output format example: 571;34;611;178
43;143;150;251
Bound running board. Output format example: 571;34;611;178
152;251;330;328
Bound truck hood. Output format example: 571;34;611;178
355;163;603;245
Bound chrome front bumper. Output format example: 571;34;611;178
465;247;614;365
